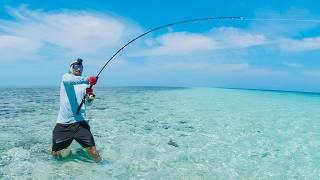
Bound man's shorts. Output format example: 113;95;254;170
52;121;95;152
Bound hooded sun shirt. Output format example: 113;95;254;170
56;62;92;124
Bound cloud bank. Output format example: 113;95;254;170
0;6;142;61
0;6;319;91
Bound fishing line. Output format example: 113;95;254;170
242;18;320;23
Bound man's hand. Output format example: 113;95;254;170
88;93;96;100
86;88;95;102
86;93;95;103
86;88;93;95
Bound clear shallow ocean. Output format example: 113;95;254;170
0;87;320;179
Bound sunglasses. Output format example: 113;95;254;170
72;64;83;71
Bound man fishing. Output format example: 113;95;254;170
52;17;243;162
51;58;101;162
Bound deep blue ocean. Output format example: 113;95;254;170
0;87;320;179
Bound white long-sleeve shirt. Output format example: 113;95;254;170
56;73;92;124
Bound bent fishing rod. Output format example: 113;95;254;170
76;16;320;114
76;16;243;114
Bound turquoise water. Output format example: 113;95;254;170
1;87;320;179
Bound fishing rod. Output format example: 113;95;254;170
76;16;320;114
76;16;243;114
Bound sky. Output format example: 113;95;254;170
0;0;320;92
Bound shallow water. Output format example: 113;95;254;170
0;87;320;179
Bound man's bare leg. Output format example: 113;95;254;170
51;148;71;158
86;146;101;162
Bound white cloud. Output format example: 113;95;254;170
168;62;288;77
137;32;219;56
244;8;320;54
170;62;250;73
113;57;288;79
208;27;268;49
0;35;41;60
278;37;320;52
135;27;268;57
0;6;318;84
282;62;303;68
303;70;320;78
0;6;142;61
1;6;318;63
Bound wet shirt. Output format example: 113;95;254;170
56;73;91;124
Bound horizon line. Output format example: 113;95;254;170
0;85;319;95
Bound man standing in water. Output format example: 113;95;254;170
51;58;101;162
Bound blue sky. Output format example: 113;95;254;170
0;0;320;92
